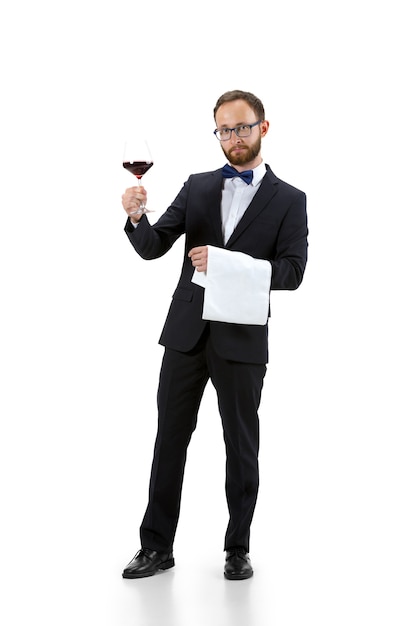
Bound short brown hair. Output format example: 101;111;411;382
213;90;265;121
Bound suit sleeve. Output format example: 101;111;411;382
270;189;308;291
124;181;189;259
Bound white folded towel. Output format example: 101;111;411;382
191;245;271;325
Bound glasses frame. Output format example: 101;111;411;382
213;120;263;141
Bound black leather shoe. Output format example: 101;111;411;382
224;547;253;580
122;548;175;579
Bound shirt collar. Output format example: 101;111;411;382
251;161;266;187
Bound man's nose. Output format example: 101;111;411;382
230;129;242;142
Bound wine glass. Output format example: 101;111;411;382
122;138;154;215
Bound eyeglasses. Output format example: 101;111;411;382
213;120;263;141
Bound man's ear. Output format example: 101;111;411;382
260;120;270;137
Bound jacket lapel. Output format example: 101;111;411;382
225;167;279;248
207;171;225;246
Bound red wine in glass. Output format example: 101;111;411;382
122;160;154;180
123;139;154;214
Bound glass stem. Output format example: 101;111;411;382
137;178;146;213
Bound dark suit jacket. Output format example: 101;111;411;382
125;164;308;364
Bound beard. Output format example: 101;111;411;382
221;135;262;167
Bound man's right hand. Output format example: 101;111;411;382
122;186;148;223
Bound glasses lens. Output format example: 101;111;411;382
216;129;231;141
235;125;251;137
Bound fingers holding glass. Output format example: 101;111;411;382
122;187;148;218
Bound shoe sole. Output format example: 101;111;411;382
224;570;253;580
122;558;175;579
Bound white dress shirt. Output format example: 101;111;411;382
221;162;266;243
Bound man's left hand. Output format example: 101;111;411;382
188;246;208;272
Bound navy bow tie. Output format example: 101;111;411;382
222;164;253;185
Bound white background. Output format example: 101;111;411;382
1;1;416;624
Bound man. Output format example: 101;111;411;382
121;90;308;580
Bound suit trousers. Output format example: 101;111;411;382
139;326;267;553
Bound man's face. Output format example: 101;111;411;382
215;99;267;168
